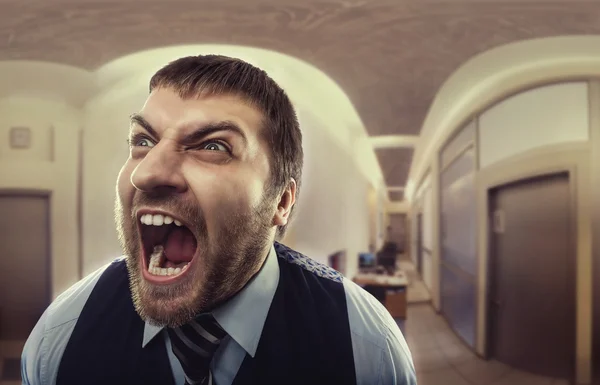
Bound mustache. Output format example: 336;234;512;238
131;192;206;233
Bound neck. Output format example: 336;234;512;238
206;240;273;312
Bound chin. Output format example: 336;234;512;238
123;210;214;327
128;254;214;327
135;282;202;328
118;197;274;327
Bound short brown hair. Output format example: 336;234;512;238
149;55;303;239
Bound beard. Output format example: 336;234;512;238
114;191;275;328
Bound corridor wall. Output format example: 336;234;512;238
421;185;434;291
436;81;590;358
0;62;93;299
404;35;600;385
288;110;373;279
475;81;591;381
439;120;477;347
478;82;589;168
411;173;434;292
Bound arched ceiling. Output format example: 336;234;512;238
2;0;600;200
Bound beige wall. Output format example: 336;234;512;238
81;85;146;275
412;79;594;383
440;120;476;169
377;187;389;250
405;38;600;334
409;173;434;293
387;200;409;213
0;96;81;299
409;36;600;188
479;82;589;168
276;110;382;279
420;186;434;291
367;186;378;249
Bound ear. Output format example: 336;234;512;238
272;179;297;227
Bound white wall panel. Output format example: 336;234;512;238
479;82;589;168
441;119;476;170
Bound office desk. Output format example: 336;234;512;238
354;273;409;319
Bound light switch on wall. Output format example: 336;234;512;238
9;127;32;149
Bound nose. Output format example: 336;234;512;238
130;143;187;195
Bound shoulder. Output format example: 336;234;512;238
342;278;416;384
46;257;124;329
273;243;416;383
273;242;343;283
21;258;124;384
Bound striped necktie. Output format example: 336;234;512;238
167;314;227;385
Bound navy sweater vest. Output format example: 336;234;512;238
56;244;357;385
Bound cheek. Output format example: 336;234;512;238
116;161;136;206
186;168;267;214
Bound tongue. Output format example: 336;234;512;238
164;227;196;263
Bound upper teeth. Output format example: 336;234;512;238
140;214;182;227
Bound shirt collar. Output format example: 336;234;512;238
142;244;279;358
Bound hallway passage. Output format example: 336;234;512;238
399;256;571;385
403;304;570;385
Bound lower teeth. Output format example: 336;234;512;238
148;246;189;276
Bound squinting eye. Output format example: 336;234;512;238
130;137;155;148
138;139;155;147
202;141;228;152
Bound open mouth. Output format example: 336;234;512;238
138;212;198;282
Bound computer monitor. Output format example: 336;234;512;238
358;252;376;268
377;248;397;274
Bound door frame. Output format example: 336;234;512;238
0;189;53;315
485;171;576;378
475;143;589;382
416;212;424;275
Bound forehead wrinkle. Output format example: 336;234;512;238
137;90;269;156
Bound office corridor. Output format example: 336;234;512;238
402;304;568;385
398;259;570;385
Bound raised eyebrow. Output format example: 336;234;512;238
129;115;248;146
129;113;159;138
182;121;248;145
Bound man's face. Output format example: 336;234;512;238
115;88;279;327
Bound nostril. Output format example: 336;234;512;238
150;185;183;196
130;173;153;192
130;170;186;194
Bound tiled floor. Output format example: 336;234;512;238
399;256;571;385
0;340;24;385
399;259;432;304
403;304;570;385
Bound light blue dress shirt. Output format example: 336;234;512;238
22;245;416;385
